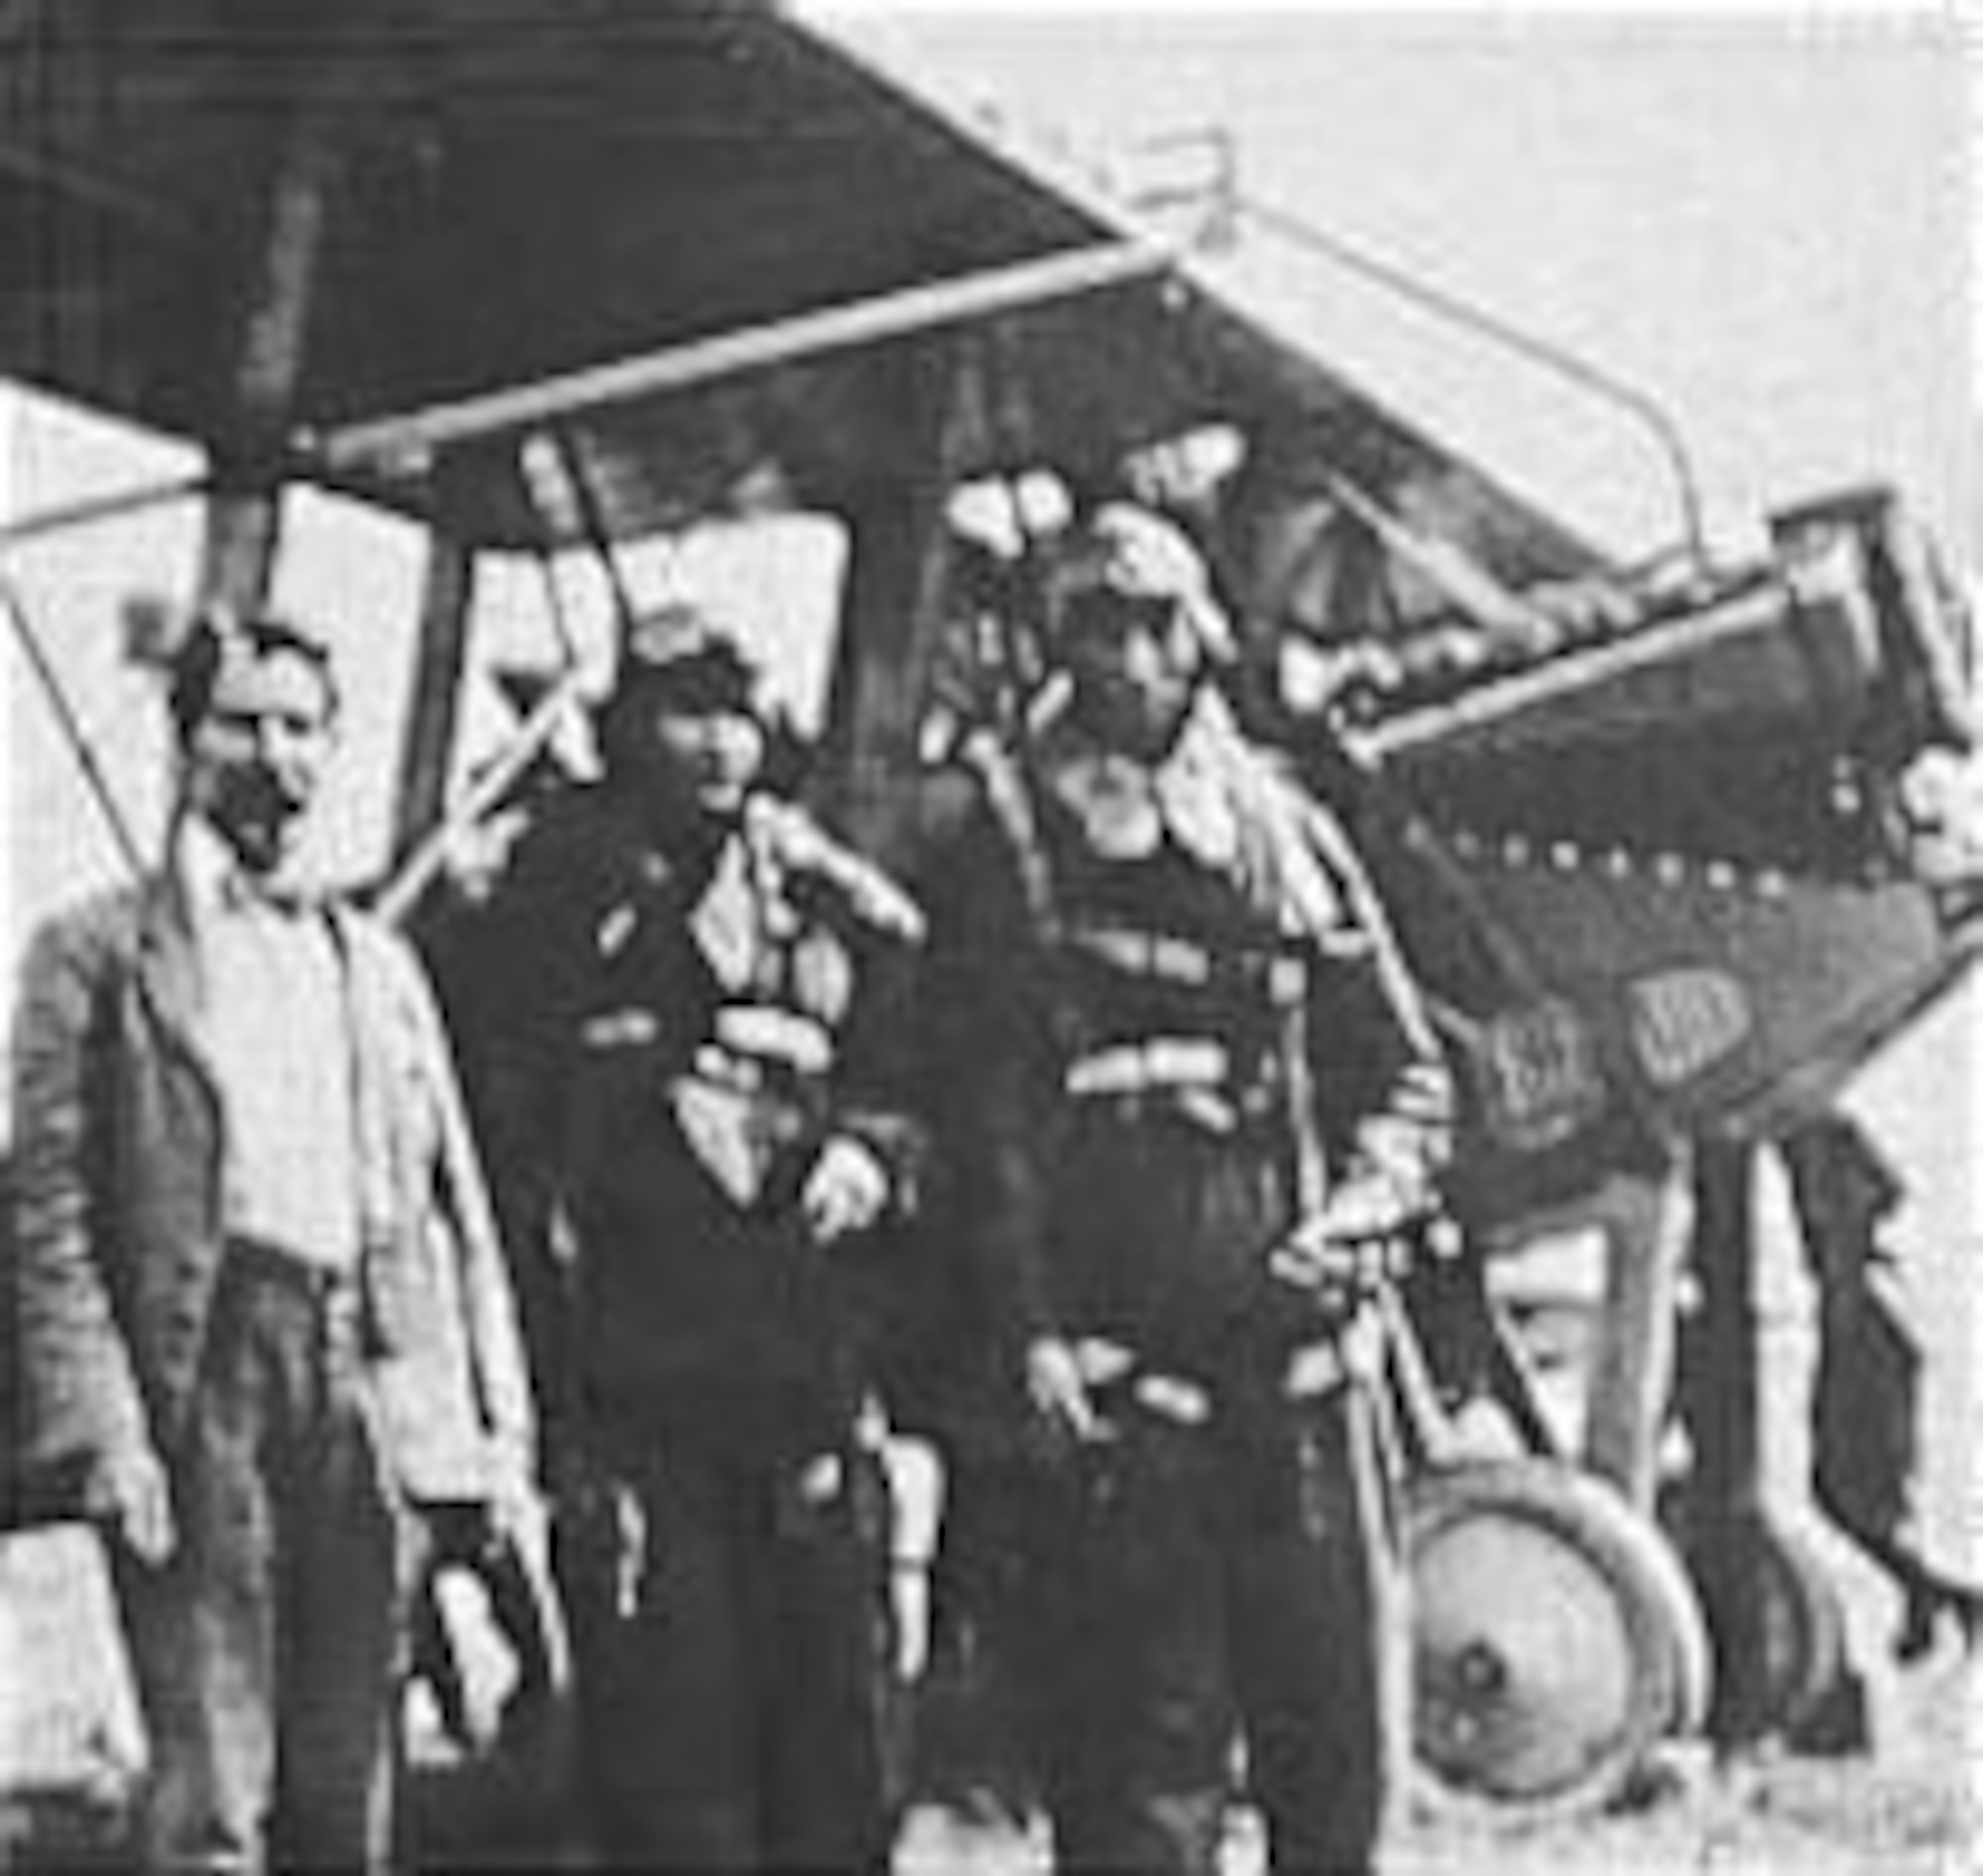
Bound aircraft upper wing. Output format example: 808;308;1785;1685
0;0;1602;585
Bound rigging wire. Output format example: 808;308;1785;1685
0;471;216;552
1;574;148;881
1227;190;1711;573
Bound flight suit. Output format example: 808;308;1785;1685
467;778;922;1871
926;685;1451;1876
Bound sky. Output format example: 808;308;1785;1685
822;5;1976;565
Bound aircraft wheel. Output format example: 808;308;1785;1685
1748;1511;1848;1739
1407;1459;1710;1827
1633;1493;1715;1739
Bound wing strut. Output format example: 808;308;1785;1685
315;241;1172;476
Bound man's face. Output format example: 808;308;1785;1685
183;645;336;875
642;695;766;819
1060;590;1201;762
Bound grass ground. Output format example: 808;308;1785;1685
5;1513;1978;1875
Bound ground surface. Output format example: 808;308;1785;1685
890;1636;1982;1876
4;1513;1978;1876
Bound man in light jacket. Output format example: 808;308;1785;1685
10;606;537;1873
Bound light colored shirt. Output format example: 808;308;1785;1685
179;819;362;1270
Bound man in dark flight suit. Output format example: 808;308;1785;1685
923;505;1452;1876
462;602;925;1871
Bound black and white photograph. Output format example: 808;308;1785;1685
2;4;1978;1871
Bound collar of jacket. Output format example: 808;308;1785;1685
130;860;414;1262
132;822;348;1115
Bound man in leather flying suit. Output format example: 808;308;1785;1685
462;601;925;1871
922;504;1452;1875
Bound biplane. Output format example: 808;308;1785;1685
3;0;1977;1843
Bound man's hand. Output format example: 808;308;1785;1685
801;1135;890;1243
1023;1336;1101;1444
1267;1172;1411;1299
83;1443;175;1567
483;1444;545;1554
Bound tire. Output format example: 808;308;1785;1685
1747;1510;1849;1741
1634;1497;1715;1739
1406;1459;1711;1828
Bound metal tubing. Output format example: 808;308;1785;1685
0;473;214;551
315;242;1170;472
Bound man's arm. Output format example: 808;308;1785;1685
1295;787;1456;1218
11;910;167;1548
379;927;538;1497
917;800;1069;1389
814;921;927;1234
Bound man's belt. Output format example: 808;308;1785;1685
579;1001;835;1091
1068;1317;1381;1423
224;1234;360;1297
1069;1336;1213;1427
1064;1035;1228;1098
220;1237;365;1343
1062;1033;1282;1134
1065;922;1309;1005
710;1003;832;1078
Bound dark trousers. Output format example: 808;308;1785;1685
1012;1384;1407;1876
564;1430;897;1872
114;1245;408;1875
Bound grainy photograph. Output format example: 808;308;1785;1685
2;5;1978;1872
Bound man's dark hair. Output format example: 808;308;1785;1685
594;607;759;775
168;607;339;746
